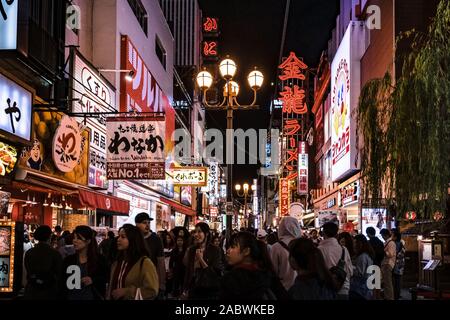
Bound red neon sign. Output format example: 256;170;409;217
278;51;308;81
203;41;218;57
203;17;218;32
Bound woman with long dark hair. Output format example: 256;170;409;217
337;232;355;258
349;234;375;300
182;222;223;299
220;232;288;300
62;226;107;300
288;238;336;300
108;224;159;300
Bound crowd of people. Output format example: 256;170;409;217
19;213;406;300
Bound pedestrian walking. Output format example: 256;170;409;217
163;231;175;298
349;234;374;300
169;236;187;298
337;232;355;258
380;228;396;300
58;231;75;259
134;212;166;297
288;238;336;300
220;231;288;300
366;227;385;267
62;226;108;300
270;216;301;291
108;224;159;300
318;222;353;300
23;225;63;300
182;222;223;300
392;229;406;300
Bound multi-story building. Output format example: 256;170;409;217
310;0;440;233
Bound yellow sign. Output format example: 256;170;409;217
19;112;89;185
171;167;207;186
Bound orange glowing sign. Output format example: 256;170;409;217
278;51;308;81
279;178;290;216
203;41;218;57
280;85;308;115
203;17;218;33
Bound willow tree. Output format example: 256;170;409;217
357;0;450;219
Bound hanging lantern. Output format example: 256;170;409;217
405;211;417;220
433;211;443;221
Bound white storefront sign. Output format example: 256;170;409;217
0;73;32;143
71;50;116;188
0;0;18;50
331;22;367;181
106;116;165;180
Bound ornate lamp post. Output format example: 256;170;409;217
196;57;264;236
235;183;257;229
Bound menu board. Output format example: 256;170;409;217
0;222;14;292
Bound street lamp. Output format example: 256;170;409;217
98;69;135;82
235;183;256;229
196;57;264;236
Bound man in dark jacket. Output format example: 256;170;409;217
24;225;63;300
366;227;385;266
135;212;166;297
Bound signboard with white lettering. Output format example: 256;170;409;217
71;50;116;188
338;181;359;207
0;0;18;50
0;72;32;144
106;116;165;180
298;141;308;195
208;162;219;204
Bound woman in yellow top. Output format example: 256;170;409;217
108;224;159;300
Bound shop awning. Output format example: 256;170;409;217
160;197;196;216
78;189;130;216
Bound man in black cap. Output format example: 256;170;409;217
135;212;166;297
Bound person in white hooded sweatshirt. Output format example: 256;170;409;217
318;222;353;300
270;216;302;291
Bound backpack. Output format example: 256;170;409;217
329;247;347;291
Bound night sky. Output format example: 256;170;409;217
198;0;339;186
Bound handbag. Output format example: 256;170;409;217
329;247;347;291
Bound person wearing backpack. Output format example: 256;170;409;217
380;228;396;300
269;216;302;291
392;229;405;300
288;238;336;300
318;222;353;300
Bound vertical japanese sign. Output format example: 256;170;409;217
279;52;308;183
331;22;366;181
0;221;15;292
279;178;290;216
201;17;220;63
0;0;18;50
208;162;219;205
120;36;170;113
298;141;308;195
71;50;116;189
106;116;165;180
0;72;32;144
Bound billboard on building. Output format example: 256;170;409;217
19;113;89;185
106;115;165;180
71;50;116;189
331;22;367;181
